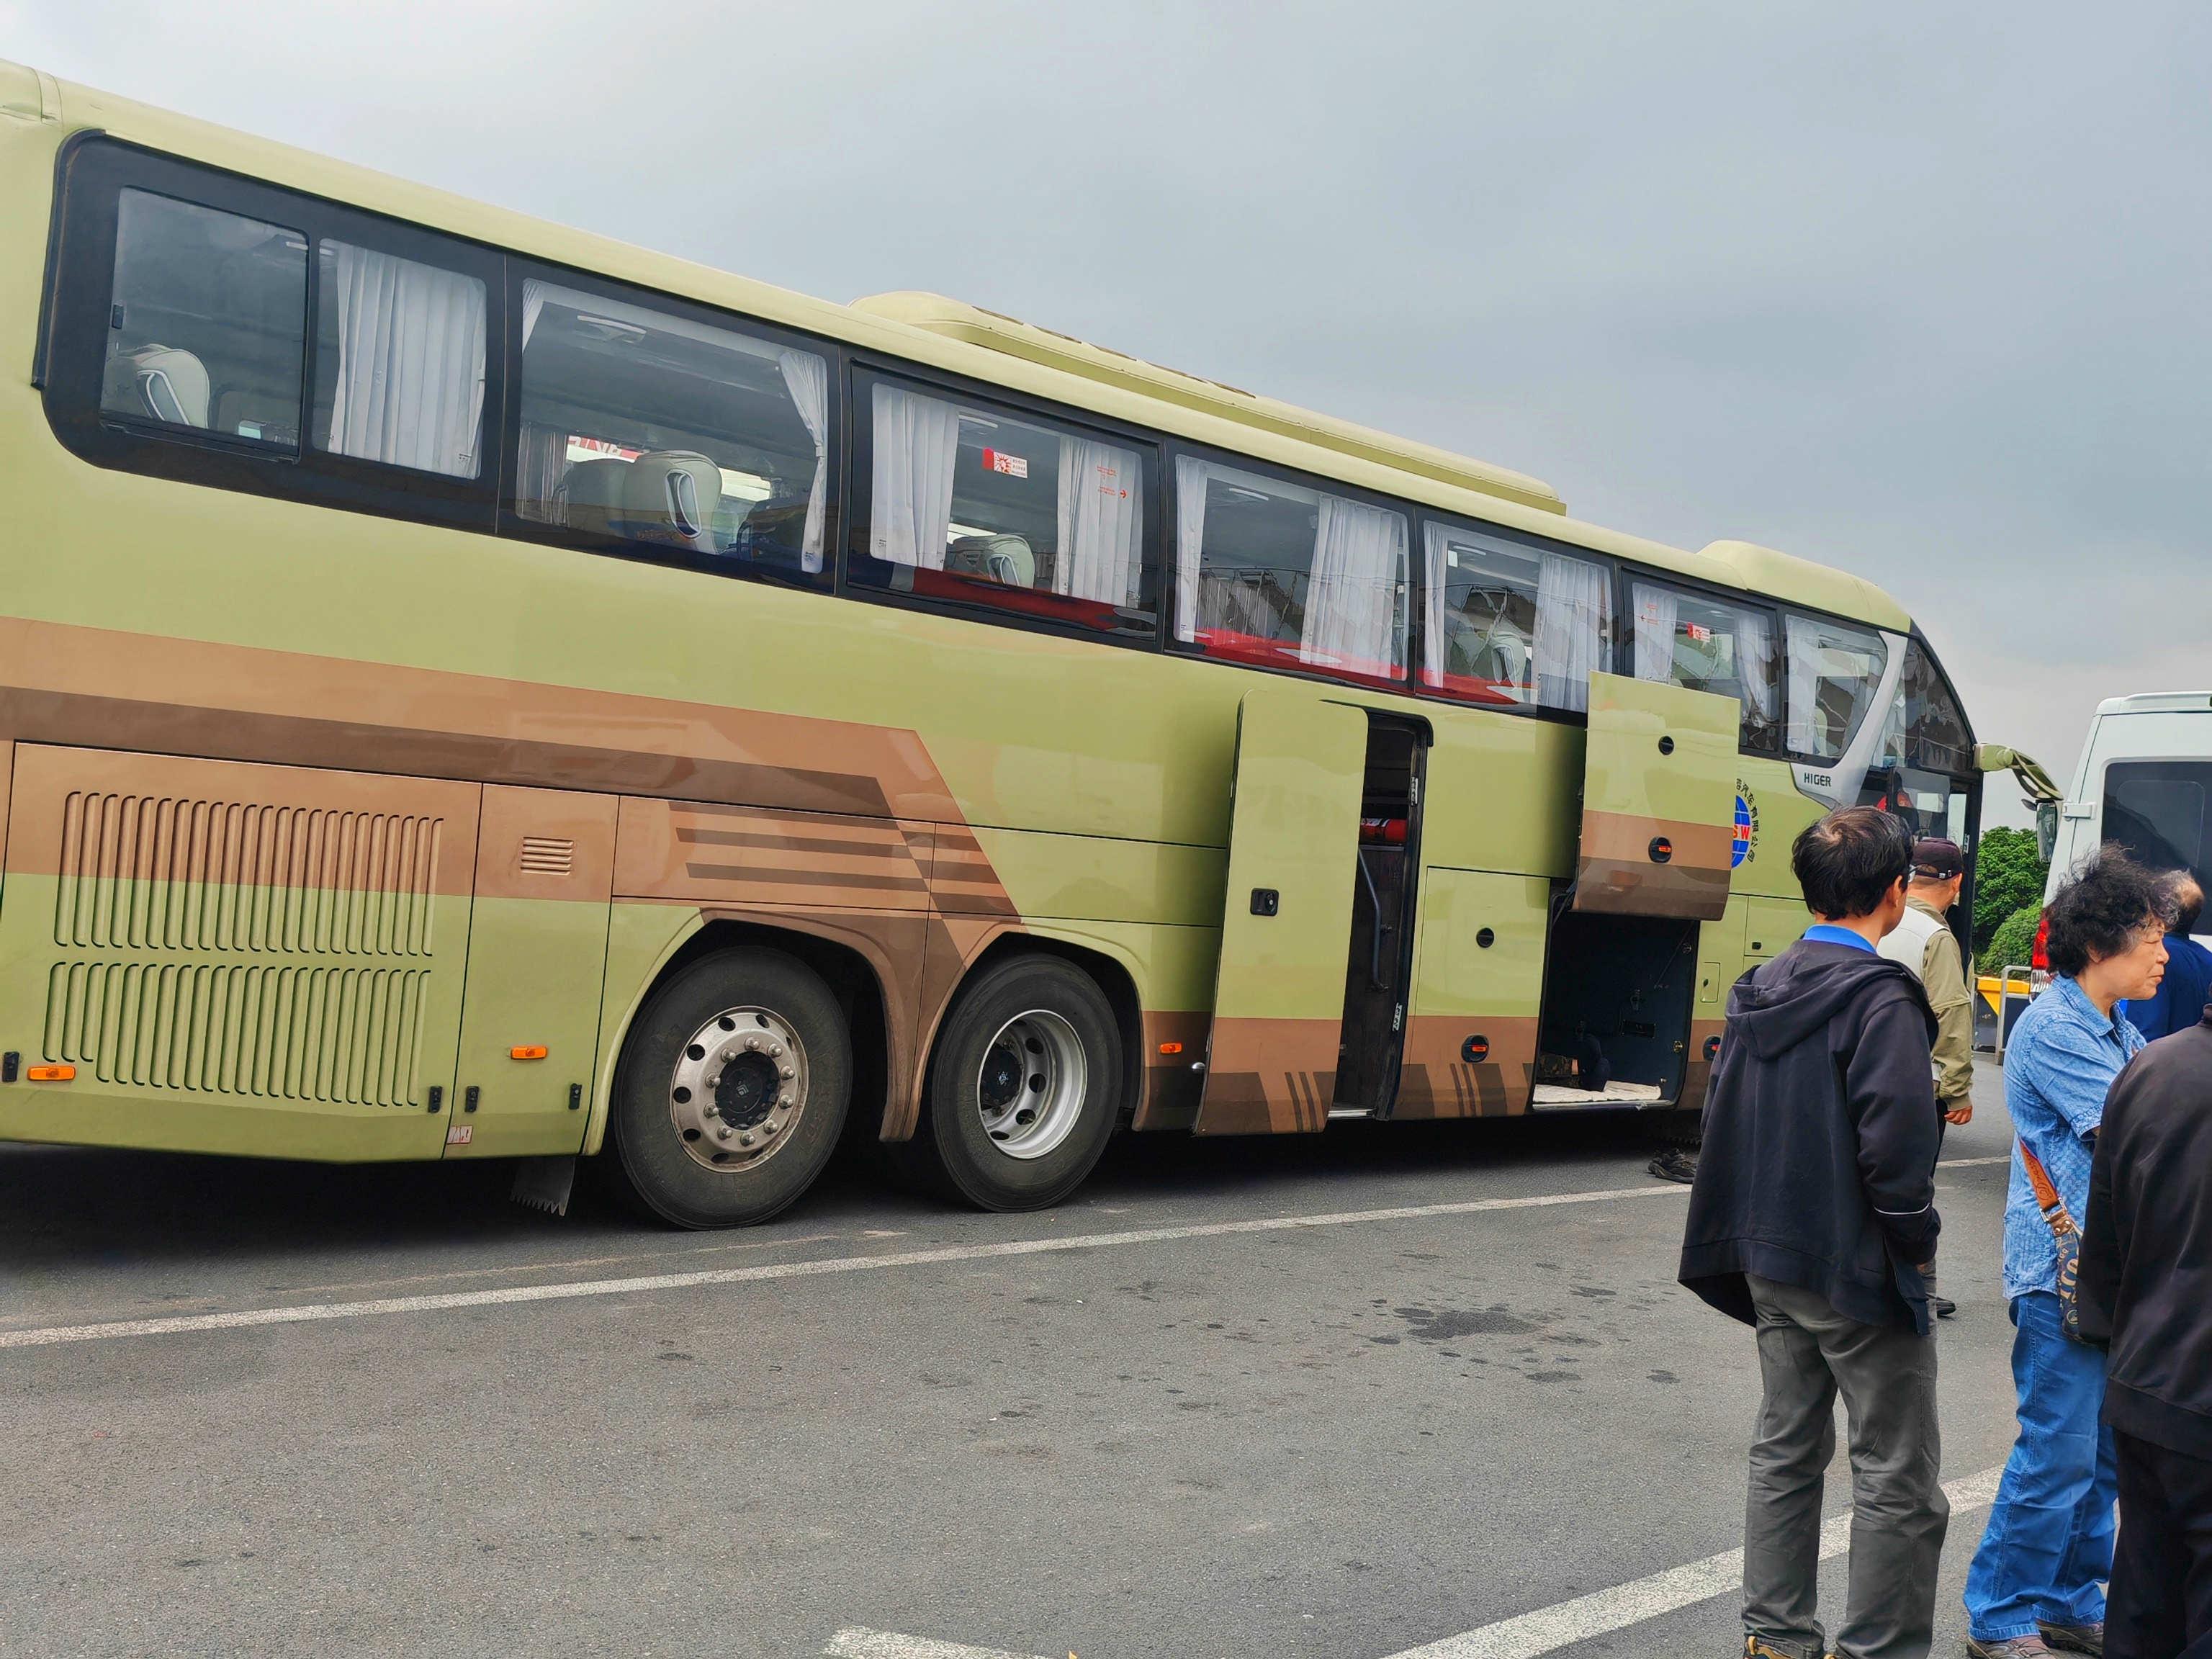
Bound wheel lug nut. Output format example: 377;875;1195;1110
716;1125;733;1141
744;1036;760;1051
761;1122;778;1136
780;1066;794;1079
779;1093;794;1107
738;1131;754;1146
766;1043;783;1058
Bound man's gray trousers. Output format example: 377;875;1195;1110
1743;1273;1948;1659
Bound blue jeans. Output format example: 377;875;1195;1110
1964;1291;2118;1640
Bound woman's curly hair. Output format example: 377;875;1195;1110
2044;846;2177;978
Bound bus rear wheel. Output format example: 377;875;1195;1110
913;954;1121;1212
608;948;850;1228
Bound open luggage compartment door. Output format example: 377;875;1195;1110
1195;689;1369;1136
1574;672;1739;921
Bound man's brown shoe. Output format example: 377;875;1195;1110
1965;1637;2054;1659
2038;1623;2103;1657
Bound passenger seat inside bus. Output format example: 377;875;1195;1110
102;344;210;428
622;451;724;553
558;457;631;537
947;533;1035;587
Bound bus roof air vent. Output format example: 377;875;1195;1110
849;291;1566;517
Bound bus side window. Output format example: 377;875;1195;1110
310;241;487;480
1629;580;1780;752
101;190;308;449
848;374;1159;639
511;278;832;585
1419;521;1611;713
1174;457;1407;687
1784;614;1888;762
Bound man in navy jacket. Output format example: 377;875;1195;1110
1681;805;1946;1659
2080;996;2212;1655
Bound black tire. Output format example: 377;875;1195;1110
910;954;1121;1212
606;948;850;1228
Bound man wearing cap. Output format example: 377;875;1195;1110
1879;836;1975;1318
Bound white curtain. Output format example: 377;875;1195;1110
1303;495;1406;673
1054;435;1143;605
1174;456;1211;640
779;349;829;572
869;383;958;568
1740;608;1779;723
1421;523;1452;688
322;243;487;479
1632;582;1679;683
1534;552;1609;711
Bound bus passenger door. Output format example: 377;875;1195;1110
1194;690;1368;1135
445;787;619;1160
1535;673;1739;1108
1573;672;1739;920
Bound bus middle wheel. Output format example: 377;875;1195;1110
920;954;1120;1212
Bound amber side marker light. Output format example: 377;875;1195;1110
1157;1041;1183;1055
510;1046;549;1061
27;1064;76;1082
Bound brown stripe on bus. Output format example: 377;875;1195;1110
0;616;963;820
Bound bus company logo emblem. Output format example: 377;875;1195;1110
1732;786;1759;869
981;448;1028;478
446;1124;472;1146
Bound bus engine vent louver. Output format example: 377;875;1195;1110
40;961;431;1106
518;836;575;876
52;792;444;956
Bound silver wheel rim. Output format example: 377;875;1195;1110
974;1009;1086;1161
668;1007;809;1172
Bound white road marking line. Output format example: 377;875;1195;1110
820;1467;2009;1659
827;1628;1052;1659
1382;1463;2006;1659
1938;1156;2010;1168
0;1181;1687;1350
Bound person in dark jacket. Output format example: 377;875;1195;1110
1681;805;1946;1659
2080;997;2212;1657
2116;872;2212;1043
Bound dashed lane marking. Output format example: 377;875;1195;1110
1938;1156;2010;1167
1381;1463;2005;1659
827;1629;1052;1659
0;1181;1688;1350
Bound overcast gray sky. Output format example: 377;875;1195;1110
9;2;2206;828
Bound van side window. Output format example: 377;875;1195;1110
1630;580;1779;751
1785;615;1888;760
1420;521;1609;712
1177;458;1406;685
850;374;1157;637
2103;761;2211;899
513;279;831;582
102;189;307;449
312;241;487;479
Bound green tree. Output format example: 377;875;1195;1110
1974;826;2049;957
1987;903;2043;974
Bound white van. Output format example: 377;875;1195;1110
2044;691;2212;942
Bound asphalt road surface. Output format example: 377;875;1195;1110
2;1068;2028;1659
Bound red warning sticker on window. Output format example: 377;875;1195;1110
981;449;1028;479
1684;621;1713;644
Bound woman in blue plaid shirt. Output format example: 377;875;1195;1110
1964;849;2174;1659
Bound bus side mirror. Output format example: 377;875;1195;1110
2035;799;2059;863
